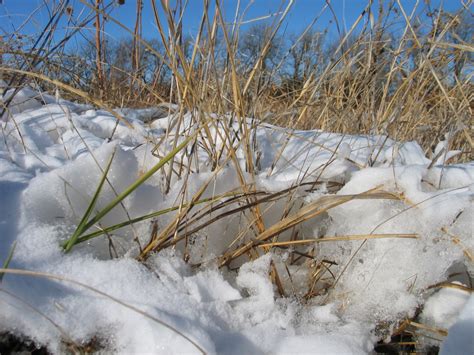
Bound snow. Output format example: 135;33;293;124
441;294;474;355
0;85;473;353
421;284;471;330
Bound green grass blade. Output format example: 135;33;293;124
63;133;196;253
70;191;238;245
63;148;116;252
79;134;196;231
0;242;17;283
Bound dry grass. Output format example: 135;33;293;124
0;0;473;350
2;0;472;156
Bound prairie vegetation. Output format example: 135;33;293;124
0;0;473;353
1;0;472;155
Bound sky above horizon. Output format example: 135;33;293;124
0;0;468;48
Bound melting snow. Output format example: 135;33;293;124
0;86;472;353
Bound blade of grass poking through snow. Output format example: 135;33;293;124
0;242;17;283
69;191;242;246
218;189;401;267
63;149;117;252
63;133;198;253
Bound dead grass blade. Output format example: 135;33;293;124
258;233;418;248
218;189;400;267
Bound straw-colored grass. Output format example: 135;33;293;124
1;0;472;351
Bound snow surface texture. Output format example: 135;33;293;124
0;86;473;353
440;294;474;355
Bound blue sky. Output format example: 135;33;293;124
0;0;467;46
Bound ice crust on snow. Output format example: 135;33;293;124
0;86;473;353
